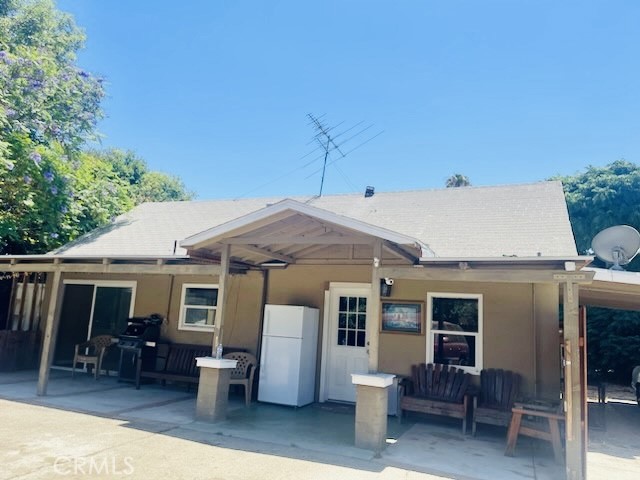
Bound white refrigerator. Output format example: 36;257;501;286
258;304;319;407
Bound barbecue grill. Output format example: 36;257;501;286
117;315;163;382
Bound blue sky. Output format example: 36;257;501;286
57;0;640;199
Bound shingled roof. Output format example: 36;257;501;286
52;181;577;258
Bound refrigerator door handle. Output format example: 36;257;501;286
264;310;270;335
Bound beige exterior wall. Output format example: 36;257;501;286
41;264;561;399
267;265;371;393
267;266;560;398
378;279;559;396
45;271;265;355
534;283;561;399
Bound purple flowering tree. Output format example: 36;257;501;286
0;1;192;255
0;0;105;253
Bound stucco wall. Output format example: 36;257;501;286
43;265;561;398
267;266;560;397
534;283;561;399
50;271;264;355
378;279;538;394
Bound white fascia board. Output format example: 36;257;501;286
180;198;430;252
419;255;593;264
584;267;640;286
0;254;191;263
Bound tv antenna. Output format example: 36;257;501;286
591;225;640;270
306;113;383;196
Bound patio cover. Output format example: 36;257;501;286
580;267;640;311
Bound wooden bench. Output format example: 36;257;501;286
136;343;211;389
471;368;521;435
399;363;472;434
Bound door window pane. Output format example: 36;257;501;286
358;297;367;313
339;296;348;311
337;295;367;348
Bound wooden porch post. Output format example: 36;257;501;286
213;244;230;352
563;280;585;480
368;241;382;373
37;269;64;396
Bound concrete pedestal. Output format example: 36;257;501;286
195;357;237;422
351;373;395;453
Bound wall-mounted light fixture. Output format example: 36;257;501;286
380;277;394;297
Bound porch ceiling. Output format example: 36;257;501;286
579;267;640;311
181;199;427;266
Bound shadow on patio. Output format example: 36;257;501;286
0;370;565;480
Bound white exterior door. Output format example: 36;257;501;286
326;284;370;403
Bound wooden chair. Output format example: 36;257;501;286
471;368;521;436
223;352;258;406
400;363;472;434
72;335;113;380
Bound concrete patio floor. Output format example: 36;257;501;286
0;370;572;479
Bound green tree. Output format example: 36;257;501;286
555;160;640;382
445;173;471;188
92;149;194;203
0;0;104;253
134;171;193;203
0;1;193;254
555;160;640;270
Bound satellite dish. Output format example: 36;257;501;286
591;225;640;270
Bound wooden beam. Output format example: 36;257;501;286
0;263;222;275
221;234;376;245
368;241;382;373
214;244;230;353
234;244;295;264
563;281;585;480
5;274;17;330
378;266;594;284
287;244;336;258
16;273;28;330
295;258;407;266
37;270;64;396
382;241;418;264
28;273;41;331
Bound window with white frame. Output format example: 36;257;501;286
178;284;218;331
426;293;482;373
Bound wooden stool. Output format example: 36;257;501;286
505;403;565;464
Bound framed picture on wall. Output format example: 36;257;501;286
381;301;423;334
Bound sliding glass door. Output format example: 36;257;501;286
54;281;135;369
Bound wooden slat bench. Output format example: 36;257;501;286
136;343;210;389
399;363;472;434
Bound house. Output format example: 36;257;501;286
0;181;595;479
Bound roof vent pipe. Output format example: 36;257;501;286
364;186;375;198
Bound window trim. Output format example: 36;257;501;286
178;283;219;332
426;292;483;375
